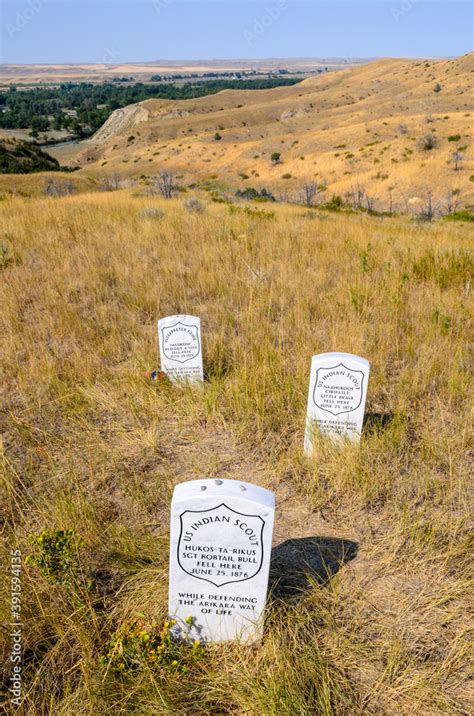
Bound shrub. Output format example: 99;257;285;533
140;207;164;220
281;173;292;179
25;529;82;585
100;618;202;677
244;207;275;219
0;242;15;269
448;134;461;142
235;187;275;202
229;205;275;220
213;132;222;141
271;152;281;164
184;197;204;213
43;179;75;196
433;83;442;93
418;134;438;151
322;194;344;211
443;210;474;222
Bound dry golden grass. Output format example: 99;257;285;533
0;171;98;197
70;54;474;213
0;189;472;714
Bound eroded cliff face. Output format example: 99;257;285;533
92;103;151;145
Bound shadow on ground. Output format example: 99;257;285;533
269;537;359;598
363;411;395;433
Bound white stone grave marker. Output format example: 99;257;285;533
304;352;370;452
158;314;203;382
168;478;275;643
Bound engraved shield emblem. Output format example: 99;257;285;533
161;321;200;363
177;504;265;587
313;363;365;416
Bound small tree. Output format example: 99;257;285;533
102;173;120;191
417;190;436;222
348;184;366;210
275;188;291;203
53;113;63;131
298;179;326;206
451;151;464;171
154;170;175;199
443;188;462;215
271;152;281;164
31;115;50;133
387;186;395;215
365;192;377;213
213;132;222;141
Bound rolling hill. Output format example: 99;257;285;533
0;138;63;173
70;54;474;212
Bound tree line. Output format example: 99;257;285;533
0;78;302;139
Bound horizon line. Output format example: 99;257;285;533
0;54;465;68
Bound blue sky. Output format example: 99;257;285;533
1;0;472;64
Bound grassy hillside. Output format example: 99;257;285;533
0;170;99;197
0;190;472;713
70;54;474;213
0;139;63;174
